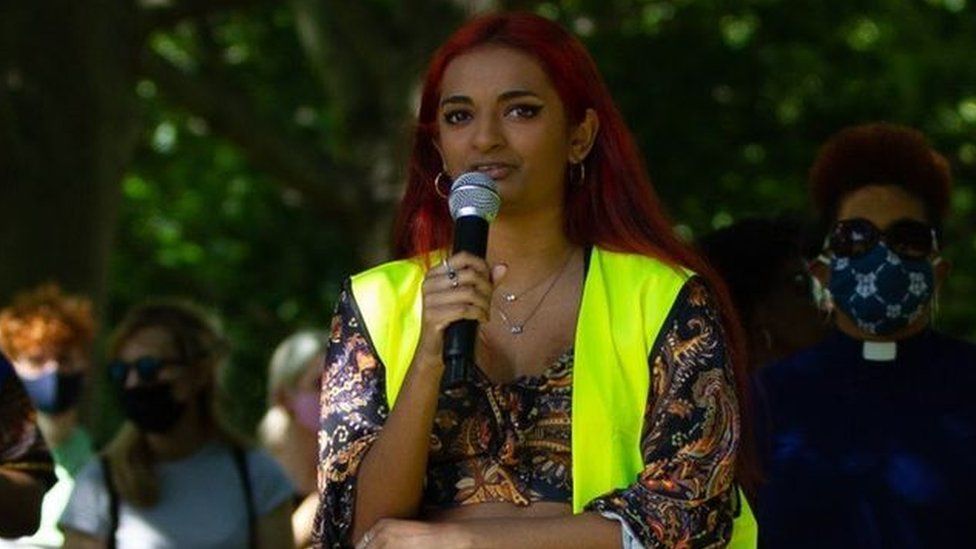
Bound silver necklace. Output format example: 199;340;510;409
494;250;576;335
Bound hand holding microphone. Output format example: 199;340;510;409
413;172;501;385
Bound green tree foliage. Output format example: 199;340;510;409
93;0;976;436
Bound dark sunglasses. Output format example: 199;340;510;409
825;218;939;261
108;356;184;385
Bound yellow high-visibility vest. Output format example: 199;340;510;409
350;246;756;547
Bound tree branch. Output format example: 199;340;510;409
140;0;269;31
140;52;370;227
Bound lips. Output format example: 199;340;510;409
471;163;514;180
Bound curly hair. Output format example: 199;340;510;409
809;123;952;228
0;283;96;360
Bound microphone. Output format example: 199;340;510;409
442;172;500;385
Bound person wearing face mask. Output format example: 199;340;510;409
0;284;96;548
258;330;327;548
754;123;976;548
59;300;295;549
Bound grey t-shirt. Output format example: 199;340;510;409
60;442;294;548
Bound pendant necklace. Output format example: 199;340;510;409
494;249;576;335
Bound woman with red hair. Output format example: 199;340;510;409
316;12;752;548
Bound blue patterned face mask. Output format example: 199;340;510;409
828;243;936;336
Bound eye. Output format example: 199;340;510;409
442;109;472;125
505;104;543;119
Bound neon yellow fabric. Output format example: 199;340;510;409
349;246;756;545
729;490;759;548
569;248;689;511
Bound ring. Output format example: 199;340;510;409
443;257;457;279
361;532;373;547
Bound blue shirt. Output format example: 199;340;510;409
756;330;976;548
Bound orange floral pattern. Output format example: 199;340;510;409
314;278;737;548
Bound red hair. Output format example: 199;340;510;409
392;12;759;493
0;283;95;360
810;123;952;227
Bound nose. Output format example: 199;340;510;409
123;366;140;389
471;114;504;153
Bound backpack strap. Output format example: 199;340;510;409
231;445;257;549
99;456;119;549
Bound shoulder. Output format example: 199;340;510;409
929;331;976;360
60;457;110;536
758;339;835;398
72;456;107;489
240;447;295;515
350;255;432;292
589;247;696;322
241;446;288;478
591;247;694;285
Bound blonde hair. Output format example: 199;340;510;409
266;330;327;401
102;299;247;507
258;330;327;446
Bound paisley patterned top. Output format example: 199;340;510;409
0;352;56;489
313;276;738;548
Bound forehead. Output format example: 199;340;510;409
118;326;177;361
440;46;556;101
836;185;929;228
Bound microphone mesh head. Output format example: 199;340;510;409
448;172;501;221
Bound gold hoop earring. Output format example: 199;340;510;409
434;172;450;199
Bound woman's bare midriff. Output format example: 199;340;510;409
424;501;573;522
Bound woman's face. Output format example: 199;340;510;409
813;184;948;338
436;45;595;213
116;326;204;402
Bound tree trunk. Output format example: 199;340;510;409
0;0;142;308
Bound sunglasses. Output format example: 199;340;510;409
108;356;184;385
824;218;939;261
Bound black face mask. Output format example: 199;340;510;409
120;383;186;433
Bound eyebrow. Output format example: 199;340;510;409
440;89;542;107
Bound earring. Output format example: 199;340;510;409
569;161;586;187
433;171;450;199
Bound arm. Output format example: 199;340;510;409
257;500;295;549
360;278;738;549
292;492;318;547
316;254;498;547
62;528;106;549
357;514;620;549
584;278;739;548
0;468;44;537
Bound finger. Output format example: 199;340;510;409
425;286;491;312
431;303;490;329
425;269;493;296
490;263;509;286
446;252;490;276
355;531;372;549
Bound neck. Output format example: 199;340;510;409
487;207;577;286
146;403;211;461
268;416;318;494
36;409;79;449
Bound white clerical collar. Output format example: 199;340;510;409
862;340;898;362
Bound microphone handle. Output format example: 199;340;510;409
442;215;489;386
